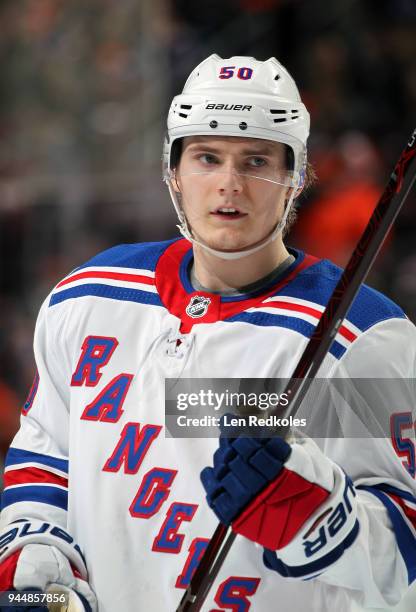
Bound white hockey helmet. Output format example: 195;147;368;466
163;54;310;259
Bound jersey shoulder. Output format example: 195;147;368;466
282;255;406;334
75;238;180;272
48;239;181;309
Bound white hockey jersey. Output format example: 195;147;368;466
1;238;416;612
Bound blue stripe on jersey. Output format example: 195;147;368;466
1;485;68;511
226;312;345;359
5;448;68;473
75;239;180;273
49;283;164;308
367;483;416;505
263;518;360;578
358;485;416;584
280;259;405;333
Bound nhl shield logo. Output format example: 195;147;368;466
186;295;211;318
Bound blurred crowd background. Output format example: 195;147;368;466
0;0;416;479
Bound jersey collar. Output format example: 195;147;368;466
155;238;318;333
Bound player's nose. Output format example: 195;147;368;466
217;165;244;196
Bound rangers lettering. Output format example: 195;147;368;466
129;468;177;518
175;538;209;589
213;576;261;611
103;422;162;474
71;336;118;387
152;502;198;553
81;373;133;422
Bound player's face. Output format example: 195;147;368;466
175;136;290;252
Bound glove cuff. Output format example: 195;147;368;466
0;520;87;580
265;466;359;579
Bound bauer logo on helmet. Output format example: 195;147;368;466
205;104;252;111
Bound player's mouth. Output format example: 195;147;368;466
210;207;247;220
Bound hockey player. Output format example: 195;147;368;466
1;54;416;612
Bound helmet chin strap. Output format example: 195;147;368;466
166;181;296;261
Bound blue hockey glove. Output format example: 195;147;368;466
201;418;359;579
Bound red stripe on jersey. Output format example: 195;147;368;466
337;325;356;342
4;467;68;489
387;492;416;530
155;239;320;333
56;270;155;288
257;300;357;342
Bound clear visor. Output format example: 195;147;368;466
164;136;301;188
167;167;298;188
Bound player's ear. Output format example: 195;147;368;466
171;168;182;194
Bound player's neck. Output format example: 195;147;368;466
192;239;291;292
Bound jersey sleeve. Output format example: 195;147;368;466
314;317;416;608
0;295;70;529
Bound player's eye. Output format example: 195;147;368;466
247;156;267;168
198;153;219;165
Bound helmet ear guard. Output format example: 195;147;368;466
163;54;310;259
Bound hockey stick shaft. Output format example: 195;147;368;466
175;128;416;612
